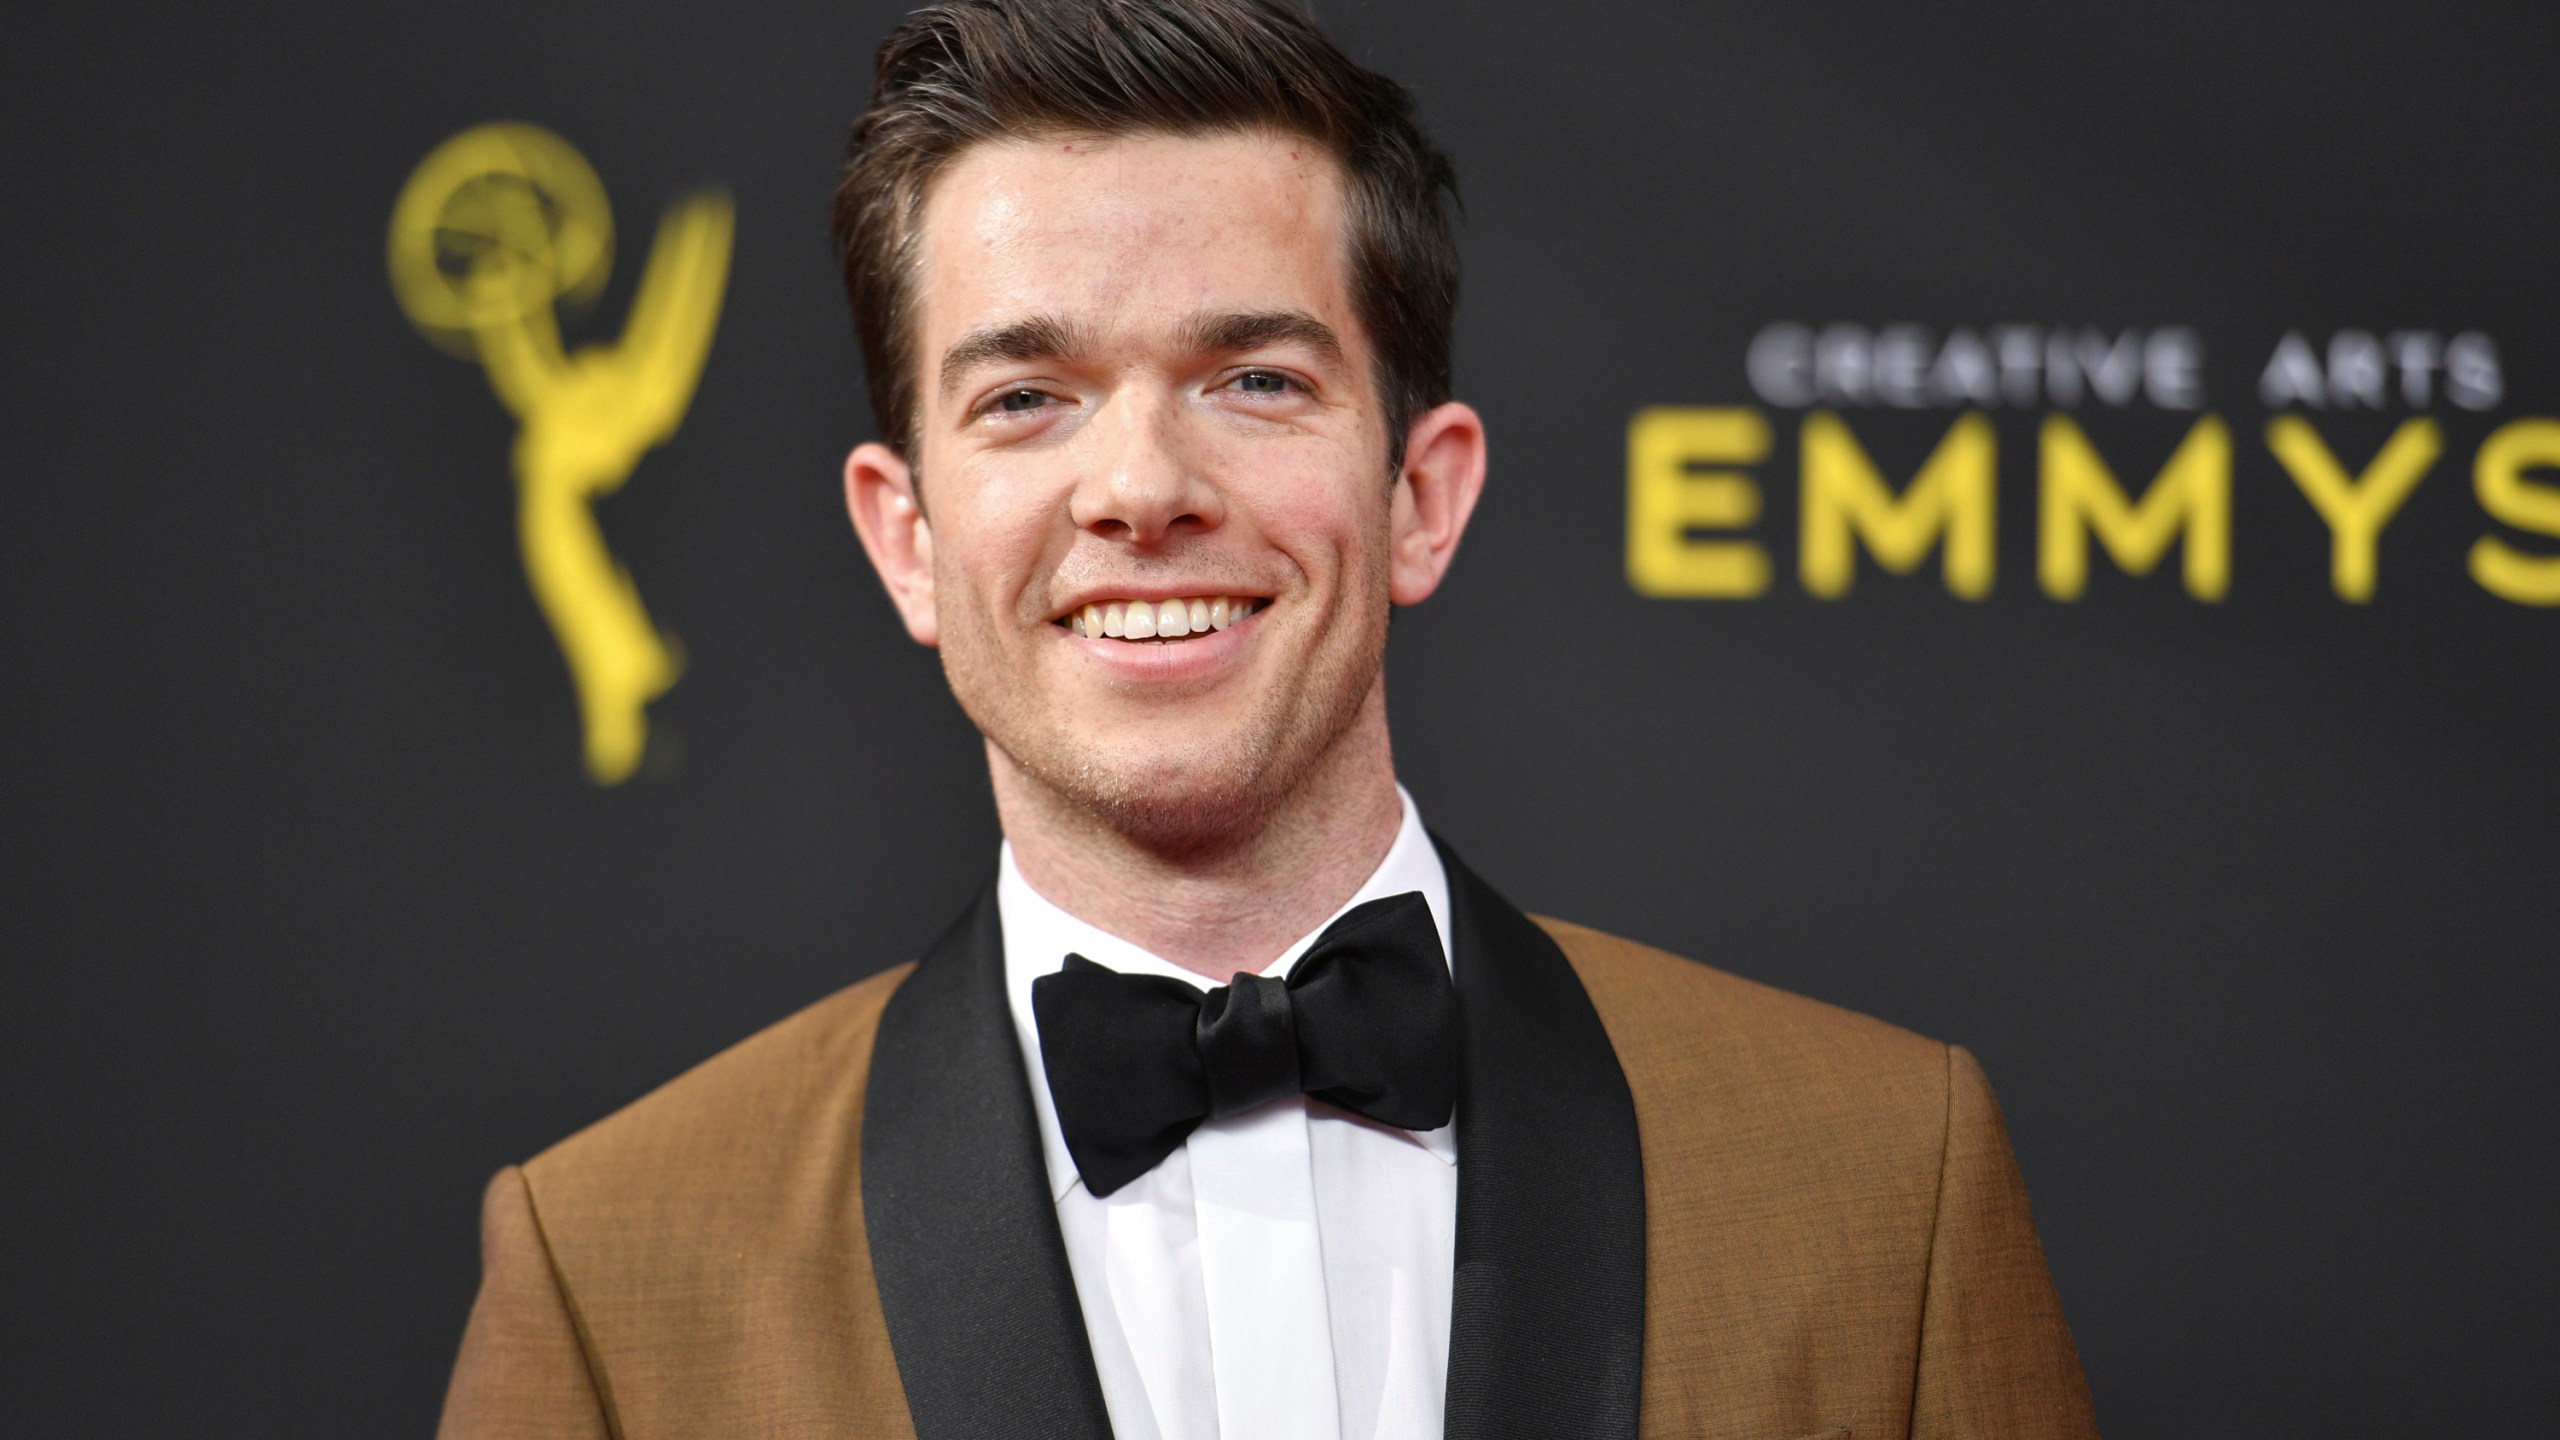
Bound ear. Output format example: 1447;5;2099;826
843;441;940;646
1387;401;1488;605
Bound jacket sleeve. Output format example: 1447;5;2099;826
437;1167;615;1440
1911;1046;2101;1439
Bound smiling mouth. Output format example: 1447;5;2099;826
1057;595;1264;643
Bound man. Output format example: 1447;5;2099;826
439;2;2098;1436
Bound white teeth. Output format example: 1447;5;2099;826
1068;596;1256;641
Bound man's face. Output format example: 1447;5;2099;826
876;130;1414;841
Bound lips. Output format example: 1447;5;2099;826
1059;595;1264;642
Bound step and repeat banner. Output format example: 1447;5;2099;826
7;1;2553;1434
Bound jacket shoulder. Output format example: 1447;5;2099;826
522;962;916;1238
1531;914;1955;1205
1534;915;1948;1093
497;964;922;1432
1529;918;2076;1433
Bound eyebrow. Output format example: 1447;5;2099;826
1181;309;1345;367
938;315;1094;397
936;309;1348;398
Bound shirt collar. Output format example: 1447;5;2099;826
998;785;1458;1202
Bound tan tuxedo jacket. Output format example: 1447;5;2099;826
442;847;2095;1439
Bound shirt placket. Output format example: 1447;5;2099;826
1187;1096;1344;1440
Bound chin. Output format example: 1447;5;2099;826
961;630;1389;853
1043;738;1291;852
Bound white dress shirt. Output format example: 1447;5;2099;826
997;788;1457;1440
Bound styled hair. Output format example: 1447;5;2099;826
831;0;1460;465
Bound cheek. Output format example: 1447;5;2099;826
1274;482;1393;589
935;495;1059;625
1214;438;1390;565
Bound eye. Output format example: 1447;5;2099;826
995;388;1052;413
1231;371;1293;395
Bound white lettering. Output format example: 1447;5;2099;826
2327;329;2387;408
1993;326;2042;407
2145;328;2203;409
2387;331;2441;408
2446;331;2502;410
1746;322;1815;407
2260;331;2327;408
1814;323;1875;404
1929;328;2000;406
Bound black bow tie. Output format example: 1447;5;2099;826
1029;891;1458;1198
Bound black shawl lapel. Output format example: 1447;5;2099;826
1437;838;1647;1440
861;882;1115;1440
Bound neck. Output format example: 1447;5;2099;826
992;687;1406;980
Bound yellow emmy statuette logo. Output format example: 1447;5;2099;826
388;122;733;784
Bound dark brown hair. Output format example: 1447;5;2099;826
831;0;1460;465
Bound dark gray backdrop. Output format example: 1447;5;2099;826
7;1;2555;1434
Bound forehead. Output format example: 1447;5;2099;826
913;130;1356;360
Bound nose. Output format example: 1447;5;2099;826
1068;387;1224;545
